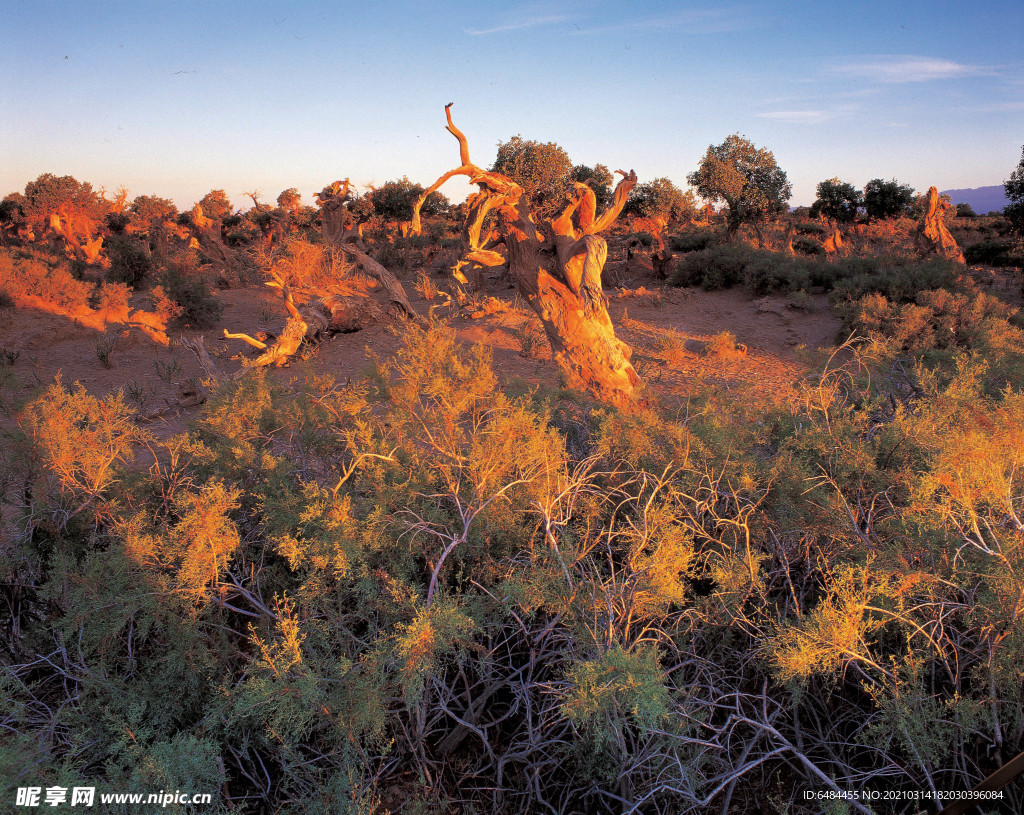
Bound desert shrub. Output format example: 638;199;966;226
509;317;545;358
795;220;825;235
7;314;1024;814
670;243;754;289
267;237;345;290
627;230;654;248
792;234;823;255
19;379;146;508
849;287;1024;390
148;284;184;323
0;287;13;308
704;330;746;358
158;266;223;327
669;226;717;253
93;280;132;317
829;255;962;305
94;334;117;368
963;237;1020;266
561;644;669;737
670;244;822;295
105;235;151;286
0;247;92;310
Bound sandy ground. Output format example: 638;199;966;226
0;265;843;443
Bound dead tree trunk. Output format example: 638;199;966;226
783;219;796;255
221;274;391;367
821;217;844;255
421;104;642;408
338;244;419;320
49;209;104;264
187;204;242;285
316;179;368;247
915;186;965;263
314;181;420;321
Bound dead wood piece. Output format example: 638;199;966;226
409;102;487;237
338;244;419;320
320;293;387;332
466;296;512;319
219;271;395;368
223;283;314;367
616;286;662;306
180;335;227;383
49;209;105;265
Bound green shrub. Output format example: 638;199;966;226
669;226;717;253
670;244;822;295
792;234;823;255
963;238;1020;266
105;236;152;286
158;267;223;327
7;309;1024;813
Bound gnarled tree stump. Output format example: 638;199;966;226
915;186;964;263
186;203;243;285
421;104;642;408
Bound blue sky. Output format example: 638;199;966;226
2;1;1022;210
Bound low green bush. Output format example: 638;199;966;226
669;226;717;253
158;266;223;327
964;238;1021;266
670;244;824;295
105;236;152;287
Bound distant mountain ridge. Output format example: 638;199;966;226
940;185;1009;215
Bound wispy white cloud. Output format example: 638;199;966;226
465;13;572;36
972;101;1024;112
832;55;990;83
760;87;878;106
575;7;758;36
757;110;833;124
757;104;859;124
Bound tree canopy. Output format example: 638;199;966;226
371;177;449;221
687;135;791;236
198;189;233;221
20;173;105;228
490;135;574;209
863;178;915;220
624;177;696;222
810;178;863;222
131;195;178;225
569;164;614;211
1004;144;1024;238
276;188;302;213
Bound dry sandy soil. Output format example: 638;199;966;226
0;264;842;437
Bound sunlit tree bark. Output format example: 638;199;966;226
420;105;642;408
